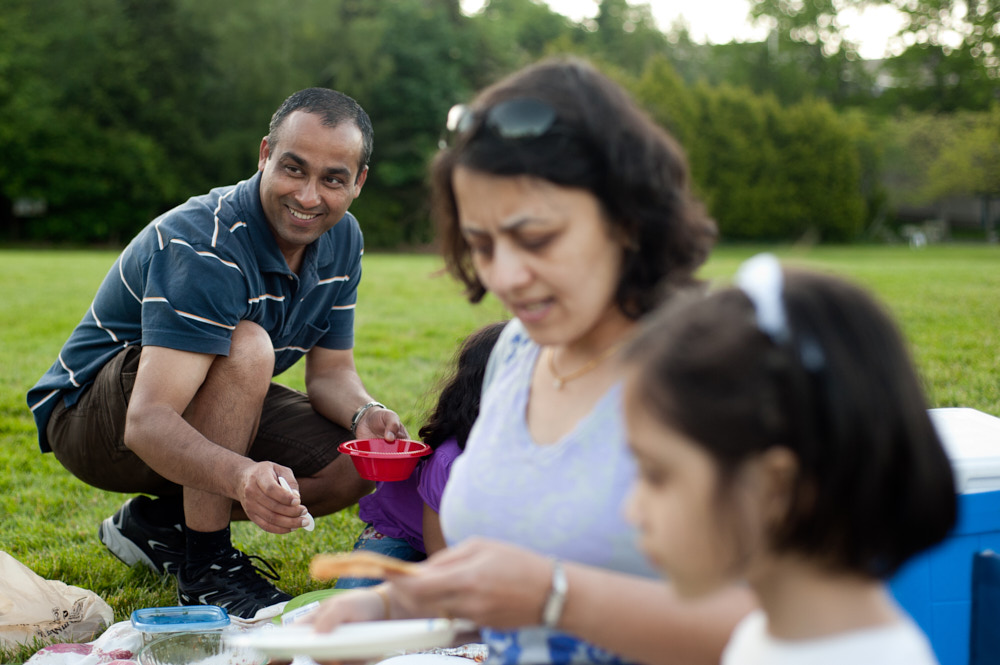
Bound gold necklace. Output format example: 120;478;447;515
546;340;627;390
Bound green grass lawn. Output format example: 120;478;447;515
1;244;998;663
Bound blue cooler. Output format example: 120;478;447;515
889;408;1000;665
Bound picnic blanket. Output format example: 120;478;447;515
24;604;283;665
25;603;488;665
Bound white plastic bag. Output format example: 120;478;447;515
0;551;113;648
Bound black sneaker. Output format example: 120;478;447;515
177;549;292;619
98;496;185;576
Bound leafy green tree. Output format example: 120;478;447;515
1;0;508;246
840;108;889;234
886;0;1000;77
774;98;867;240
876;103;999;238
874;43;997;112
631;55;700;151
749;0;1000;112
675;37;876;108
175;0;361;185
0;0;204;243
748;0;857;56
877;111;954;210
316;0;502;246
478;0;580;64
586;0;669;73
689;84;794;239
927;107;1000;200
653;15;879;111
643;76;867;241
0;0;897;246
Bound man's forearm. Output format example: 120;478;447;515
306;369;375;430
124;402;253;499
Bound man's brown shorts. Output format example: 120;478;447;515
46;346;353;496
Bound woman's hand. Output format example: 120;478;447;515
391;537;552;629
306;538;555;636
305;586;389;633
297;586;415;665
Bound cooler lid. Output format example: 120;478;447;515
929;408;1000;494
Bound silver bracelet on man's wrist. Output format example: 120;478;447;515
541;559;568;629
350;401;386;438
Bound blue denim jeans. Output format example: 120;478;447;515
333;524;427;589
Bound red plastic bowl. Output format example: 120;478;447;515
338;438;432;481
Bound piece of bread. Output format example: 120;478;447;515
309;551;422;581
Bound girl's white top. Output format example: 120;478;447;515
722;609;940;665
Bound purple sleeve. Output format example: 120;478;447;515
416;438;463;513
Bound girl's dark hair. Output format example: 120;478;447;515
430;56;716;318
418;321;507;450
625;269;957;579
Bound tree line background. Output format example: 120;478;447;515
1;0;998;248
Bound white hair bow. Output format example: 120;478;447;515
735;253;789;345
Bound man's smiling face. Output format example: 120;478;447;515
257;110;367;271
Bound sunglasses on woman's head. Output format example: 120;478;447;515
439;97;559;149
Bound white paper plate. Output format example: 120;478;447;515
226;619;476;661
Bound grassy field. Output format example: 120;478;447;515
1;244;998;662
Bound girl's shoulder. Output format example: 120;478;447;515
425;437;463;469
723;610;939;665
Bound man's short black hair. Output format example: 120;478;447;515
269;88;374;173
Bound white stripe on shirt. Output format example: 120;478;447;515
168;239;244;273
57;353;81;388
175;310;237;330
118;259;142;303
90;304;123;343
318;275;350;285
212;188;238;247
155;219;166;250
141;298;236;330
248;294;286;304
29;389;61;412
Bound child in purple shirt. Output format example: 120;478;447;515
335;321;506;588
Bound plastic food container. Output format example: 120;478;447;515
131;606;230;646
136;631;265;665
338;438;432;481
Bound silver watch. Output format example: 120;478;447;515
541;559;568;629
350;401;386;438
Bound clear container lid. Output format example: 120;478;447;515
131;606;230;633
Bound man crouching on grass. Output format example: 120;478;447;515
26;87;406;619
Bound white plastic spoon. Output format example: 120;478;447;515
278;476;315;531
